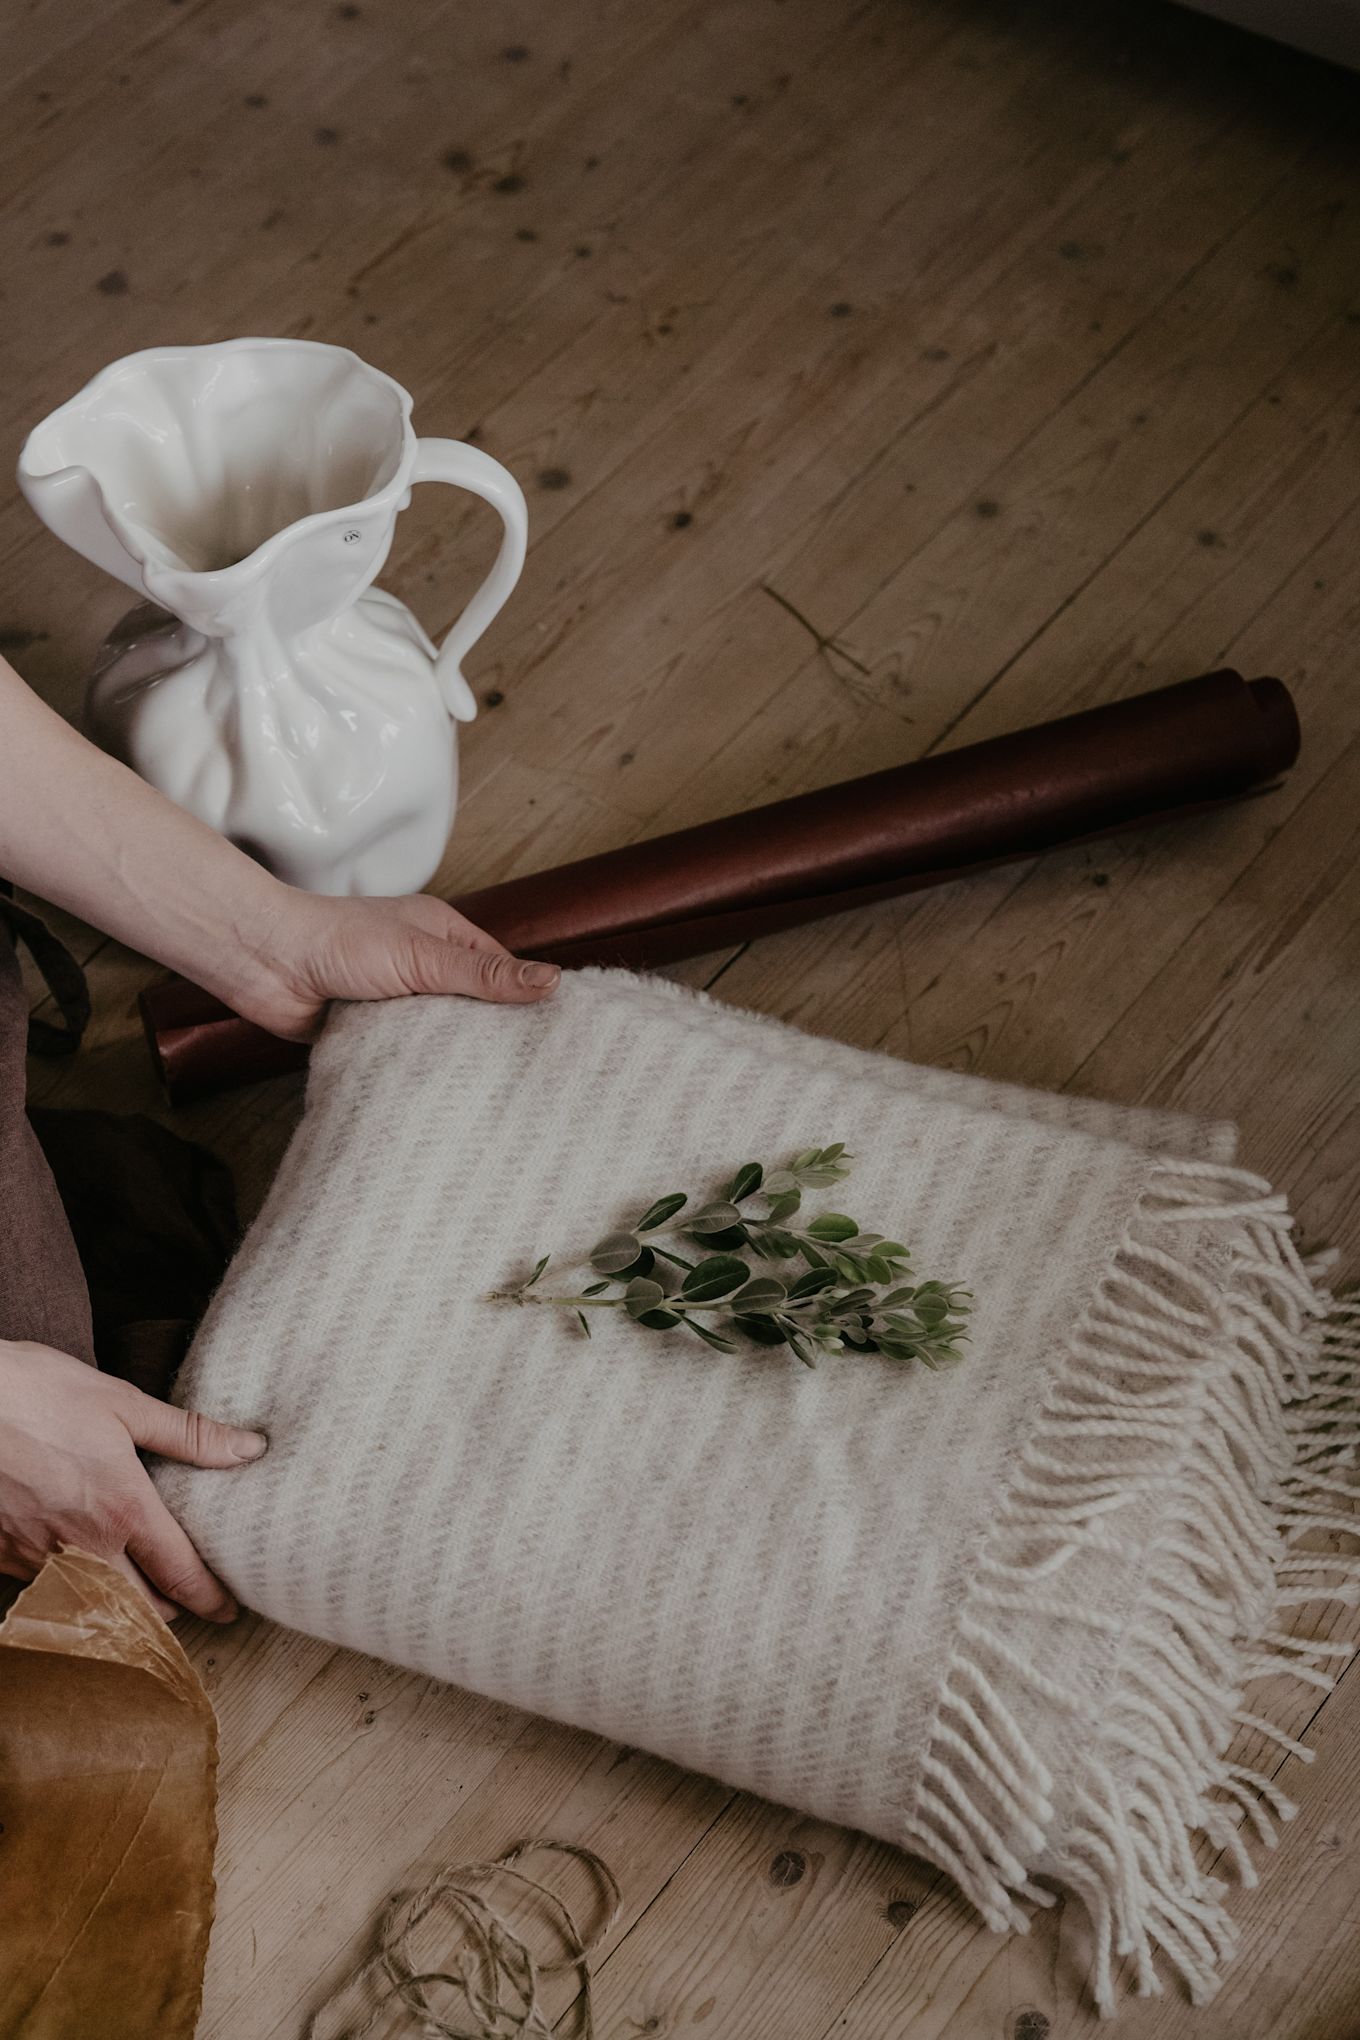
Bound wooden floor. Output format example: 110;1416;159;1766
5;0;1359;2032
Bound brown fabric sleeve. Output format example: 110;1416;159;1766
0;925;94;1366
0;935;218;2038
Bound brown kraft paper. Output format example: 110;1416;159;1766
0;1548;216;2040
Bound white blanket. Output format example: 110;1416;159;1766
157;969;1358;2011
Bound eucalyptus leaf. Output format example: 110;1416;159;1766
806;1213;859;1243
528;1254;550;1286
731;1276;788;1310
687;1201;743;1236
624;1277;666;1319
738;1313;791;1346
592;1231;642;1275
732;1313;790;1347
787;1266;838;1300
576;1310;592;1338
726;1162;764;1203
637;1192;687;1232
786;1332;817;1368
682;1255;751;1302
700;1225;751;1251
688;1320;738;1353
875;1337;919;1363
797;1143;851;1186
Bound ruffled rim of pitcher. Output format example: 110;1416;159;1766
17;336;418;585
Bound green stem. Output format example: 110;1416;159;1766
650;1245;696;1272
495;1288;830;1321
488;1290;628;1309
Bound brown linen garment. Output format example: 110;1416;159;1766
0;902;238;1393
0;906;94;1362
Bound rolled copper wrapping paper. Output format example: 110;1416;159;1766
140;671;1299;1102
0;1549;217;2040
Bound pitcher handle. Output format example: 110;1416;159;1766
411;438;528;721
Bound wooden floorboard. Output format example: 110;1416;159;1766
4;0;1358;2033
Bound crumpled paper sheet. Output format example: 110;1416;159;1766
0;1548;216;2039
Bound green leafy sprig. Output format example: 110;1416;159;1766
490;1148;971;1371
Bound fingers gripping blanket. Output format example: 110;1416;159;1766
156;970;1359;2011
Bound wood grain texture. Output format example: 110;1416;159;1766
4;0;1357;2033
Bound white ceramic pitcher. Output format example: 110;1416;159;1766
17;338;528;895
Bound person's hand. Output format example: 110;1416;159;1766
0;1338;266;1622
225;888;560;1043
0;655;561;1034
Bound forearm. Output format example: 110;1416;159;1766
0;656;555;1038
0;656;288;1007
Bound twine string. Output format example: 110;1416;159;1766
306;1840;622;2040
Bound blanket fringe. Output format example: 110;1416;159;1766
904;1162;1359;2014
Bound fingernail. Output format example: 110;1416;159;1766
519;962;560;990
212;1597;240;1624
232;1430;268;1461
